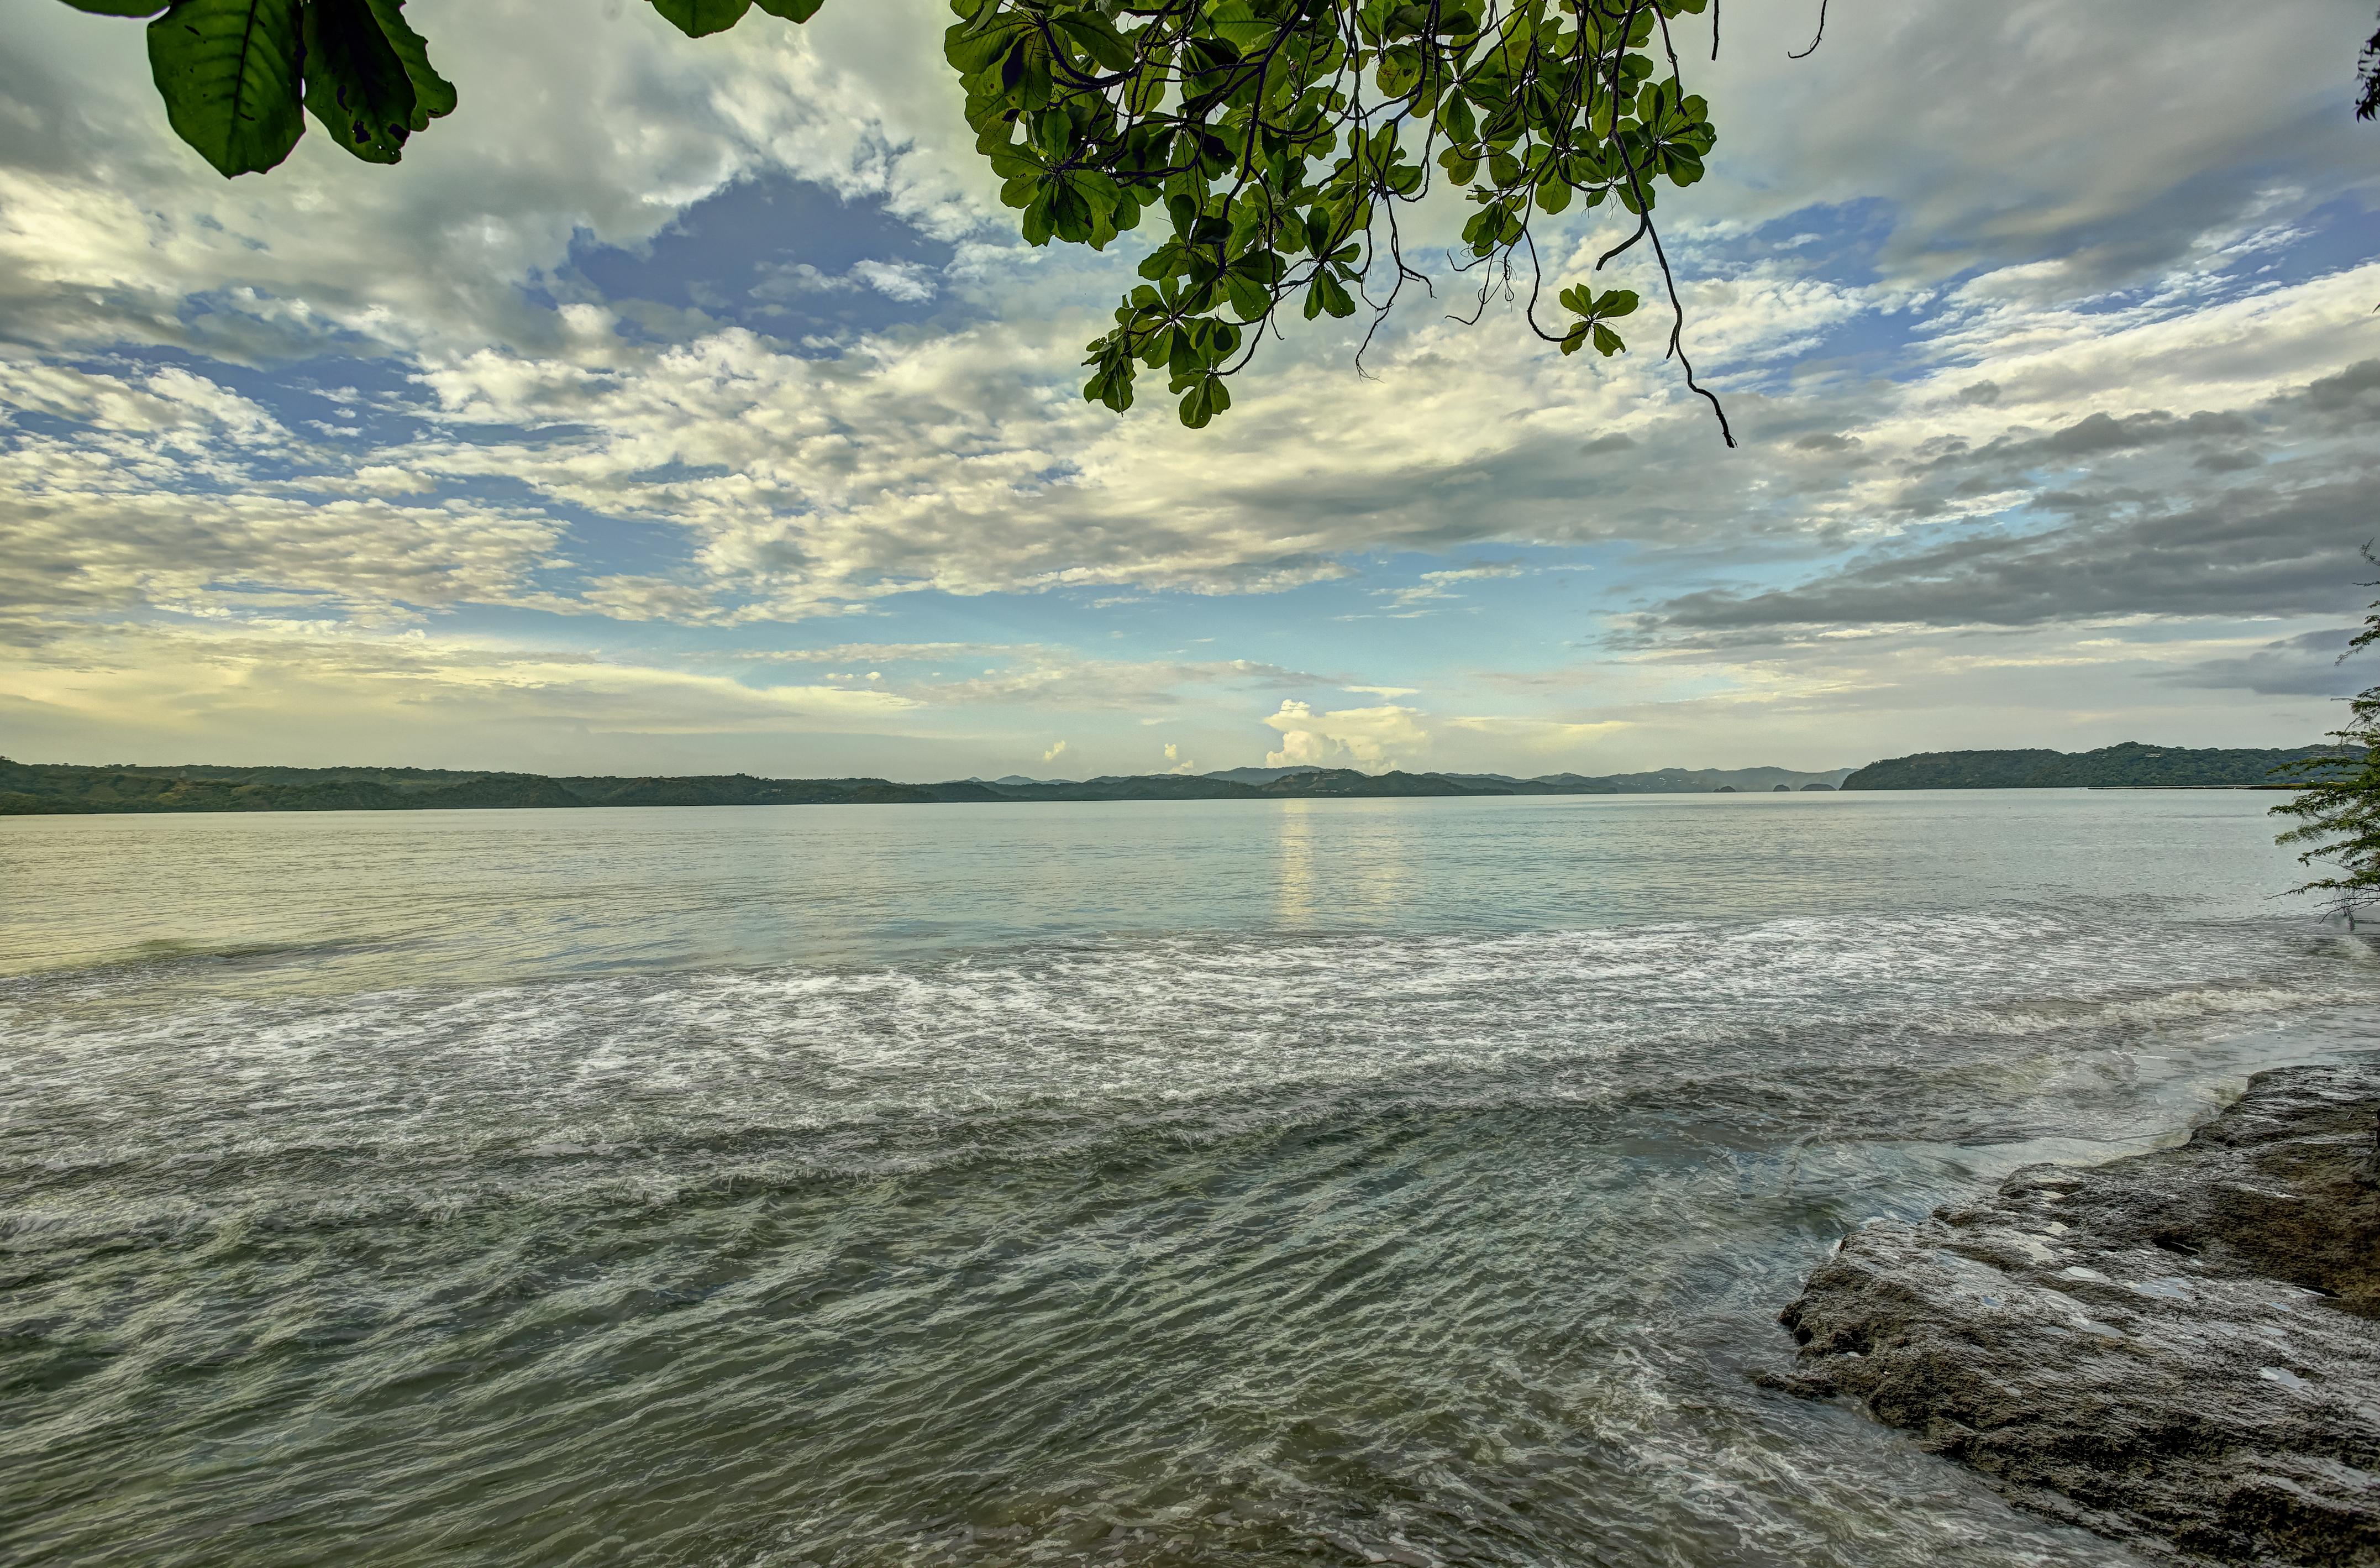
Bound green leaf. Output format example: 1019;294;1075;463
1021;199;1053;247
1082;349;1136;412
1053;11;1136;73
303;0;417;164
1204;1;1273;57
1050;179;1094;242
1591;323;1625;356
146;0;308;177
1438;90;1477;145
753;0;823;18
945;18;1021;75
648;0;752;39
1305;270;1355;319
56;1;170;14
360;0;453;127
1179;374;1230;428
1224;270;1270;323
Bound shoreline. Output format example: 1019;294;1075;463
1767;1062;2380;1564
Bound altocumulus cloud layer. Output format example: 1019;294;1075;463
2;0;2378;778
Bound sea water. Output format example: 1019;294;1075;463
2;790;2373;1566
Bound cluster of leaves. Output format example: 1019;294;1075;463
2360;8;2380;122
2273;554;2380;922
57;0;821;177
62;0;1725;433
950;0;1724;432
62;0;460;176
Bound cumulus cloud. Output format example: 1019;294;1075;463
1263;700;1432;774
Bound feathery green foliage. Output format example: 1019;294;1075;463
57;0;1725;432
2358;8;2380;121
2273;558;2380;920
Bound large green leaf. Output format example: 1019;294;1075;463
146;0;307;177
55;1;171;15
752;0;823;19
362;0;455;128
303;0;416;164
649;0;752;38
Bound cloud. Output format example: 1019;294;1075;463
1444;715;1635;754
2163;627;2374;698
1163;741;1194;774
1042;738;1068;763
11;4;2377;643
0;620;924;772
847;259;938;302
1262;700;1431;774
6;0;2379;778
1376;561;1528;615
1637;347;2380;647
873;648;1337;711
750;256;939;306
1683;0;2380;289
0;0;986;361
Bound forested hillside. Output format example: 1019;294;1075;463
0;758;1536;815
1842;742;2349;790
0;756;1869;815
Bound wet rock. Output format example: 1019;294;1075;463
1768;1062;2380;1565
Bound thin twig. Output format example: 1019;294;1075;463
1788;0;1827;60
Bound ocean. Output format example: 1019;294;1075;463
3;790;2373;1566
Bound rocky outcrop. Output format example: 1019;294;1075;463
1768;1063;2380;1565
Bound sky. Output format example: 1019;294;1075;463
3;0;2379;782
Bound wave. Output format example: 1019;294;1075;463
3;913;2373;1261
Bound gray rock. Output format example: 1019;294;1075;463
1768;1063;2380;1565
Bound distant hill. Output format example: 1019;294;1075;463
0;757;994;815
0;759;1497;816
1546;764;1858;793
1201;765;1321;785
1841;742;2351;791
0;756;1863;817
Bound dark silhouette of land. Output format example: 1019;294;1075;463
1841;742;2347;791
0;757;1853;815
1;742;2345;816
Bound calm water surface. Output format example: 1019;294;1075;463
3;791;2374;1567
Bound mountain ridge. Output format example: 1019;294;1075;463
10;743;2336;815
1841;741;2350;790
0;756;1854;816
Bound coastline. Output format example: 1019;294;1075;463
1767;1062;2380;1564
